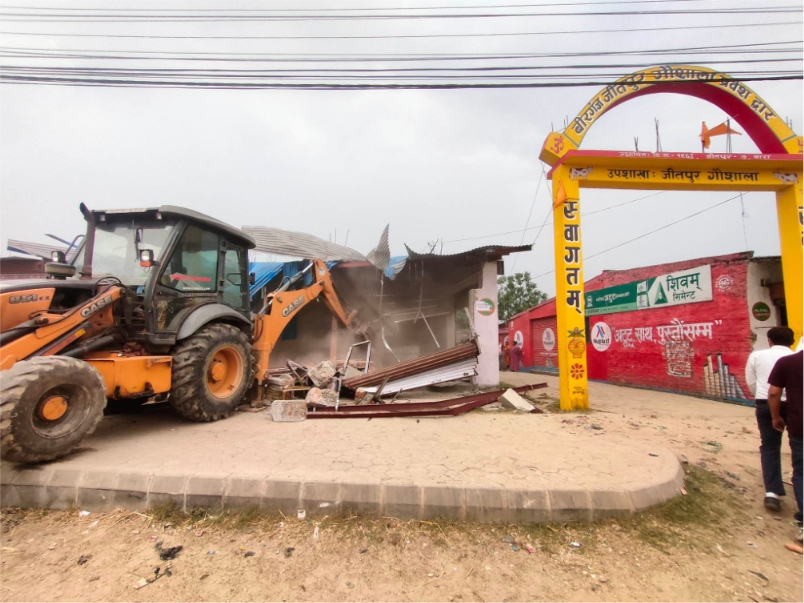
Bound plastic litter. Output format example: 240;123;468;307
525;544;536;554
313;526;320;540
78;511;91;518
570;542;581;548
297;510;306;520
133;578;149;590
502;536;514;544
511;544;519;552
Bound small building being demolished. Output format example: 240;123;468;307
246;244;530;390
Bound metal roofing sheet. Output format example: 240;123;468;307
405;244;532;261
242;226;368;263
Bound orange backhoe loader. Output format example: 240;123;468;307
0;204;354;463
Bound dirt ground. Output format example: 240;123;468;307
1;374;803;602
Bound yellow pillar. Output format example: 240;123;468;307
776;175;803;346
552;166;589;410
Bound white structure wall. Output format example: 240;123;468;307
747;259;784;351
472;261;500;387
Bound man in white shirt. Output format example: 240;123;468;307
746;326;796;511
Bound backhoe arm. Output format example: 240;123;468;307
251;259;354;383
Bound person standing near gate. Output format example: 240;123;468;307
745;327;795;511
768;349;804;526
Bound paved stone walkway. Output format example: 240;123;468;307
1;389;684;522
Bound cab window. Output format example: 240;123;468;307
222;245;248;309
160;225;218;292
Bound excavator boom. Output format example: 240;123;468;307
251;259;354;386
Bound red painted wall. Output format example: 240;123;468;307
499;252;755;402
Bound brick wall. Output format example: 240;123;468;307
586;253;753;401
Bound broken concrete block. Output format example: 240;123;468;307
354;388;374;406
498;389;535;413
308;361;336;387
344;366;362;380
305;387;339;407
270;400;307;422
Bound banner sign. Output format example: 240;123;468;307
586;265;712;316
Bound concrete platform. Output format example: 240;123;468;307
0;404;684;522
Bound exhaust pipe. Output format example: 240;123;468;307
79;202;95;280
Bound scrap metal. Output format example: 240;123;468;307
307;383;547;419
342;341;479;391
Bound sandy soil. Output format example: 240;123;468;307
1;374;802;602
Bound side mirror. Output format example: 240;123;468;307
249;272;256;286
139;249;155;268
50;250;66;263
45;262;77;280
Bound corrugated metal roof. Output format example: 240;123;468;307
359;358;478;394
249;261;285;295
366;224;390;270
242;226;368;263
6;239;67;260
404;244;532;261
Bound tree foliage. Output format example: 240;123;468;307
497;272;548;322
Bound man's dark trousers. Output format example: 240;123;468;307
756;400;788;496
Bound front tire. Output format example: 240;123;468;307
169;323;252;422
1;356;107;464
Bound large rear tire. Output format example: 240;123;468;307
169;323;252;422
1;356;107;464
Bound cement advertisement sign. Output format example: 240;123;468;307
542;328;555;351
586;265;713;316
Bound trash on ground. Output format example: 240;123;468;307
133;578;149;590
285;547;295;558
649;453;659;457
785;543;803;554
154;541;183;560
245;551;255;558
77;555;90;565
313;526;320;540
749;571;769;583
525;544;536;554
681;487;688;495
502;536;514;544
78;511;91;518
297;510;306;520
570;542;581;548
207;551;217;555
511;544;519;552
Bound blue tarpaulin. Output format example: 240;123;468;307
249;260;339;298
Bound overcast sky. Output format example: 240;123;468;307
1;1;801;296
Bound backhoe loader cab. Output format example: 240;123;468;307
67;204;257;348
1;204;354;464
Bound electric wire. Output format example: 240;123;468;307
529;194;743;281
1;6;800;22
445;191;668;244
0;20;797;41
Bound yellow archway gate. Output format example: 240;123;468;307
539;65;803;411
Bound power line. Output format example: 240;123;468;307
1;6;800;22
0;0;735;12
445;191;668;244
3;40;799;63
2;74;799;89
0;20;797;41
529;193;742;281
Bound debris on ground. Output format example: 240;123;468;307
785;543;803;554
297;510;306;520
77;555;90;565
570;542;581;548
305;387;339;407
285;547;295;558
308;361;336;388
498;389;535;412
502;535;514;544
270;399;307;422
78;511;91;518
154;541;183;561
244;551;255;558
